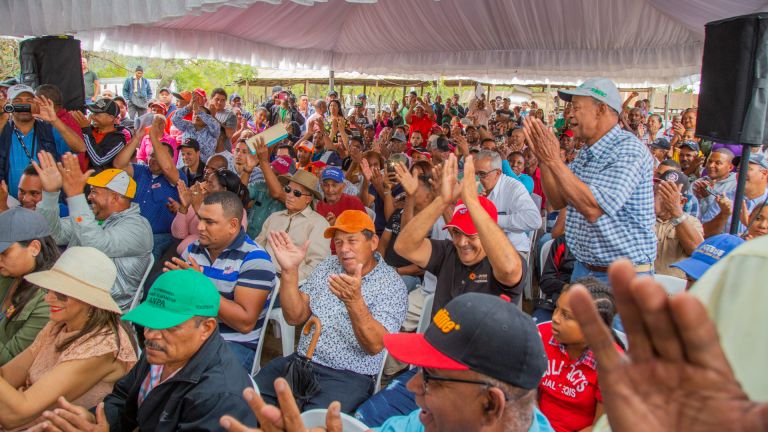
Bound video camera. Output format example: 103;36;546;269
2;104;32;113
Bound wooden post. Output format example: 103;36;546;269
340;83;345;107
420;84;424;95
663;85;671;124
263;86;268;105
245;80;250;105
329;70;335;92
303;79;308;95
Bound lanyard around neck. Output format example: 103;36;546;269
12;122;37;162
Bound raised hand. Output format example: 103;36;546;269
58;153;93;198
440;154;461;204
460;154;480;202
523;116;561;165
219;379;342;432
328;263;363;305
0;180;8;211
255;136;270;163
360;158;373;183
33;96;58;123
189;182;205;213
267;231;309;273
568;259;761;432
656;180;684;217
150;114;166;140
176;180;192;211
394;162;418;196
166;197;181;214
715;193;733;215
69;110;92;128
31;151;63;193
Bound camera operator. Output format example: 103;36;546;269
0;84;85;199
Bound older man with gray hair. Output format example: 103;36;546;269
474;149;541;254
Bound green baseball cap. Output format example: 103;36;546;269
122;270;220;330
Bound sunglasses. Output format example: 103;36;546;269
284;185;311;198
42;289;69;302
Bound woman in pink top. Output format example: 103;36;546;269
136;128;179;165
0;247;136;431
171;169;249;255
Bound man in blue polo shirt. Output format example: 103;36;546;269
113;115;186;259
165;190;276;372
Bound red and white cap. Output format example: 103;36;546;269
442;197;498;236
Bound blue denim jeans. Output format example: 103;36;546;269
400;275;421;293
255;353;375;414
354;368;418;427
152;232;175;261
227;341;255;372
570;261;654;333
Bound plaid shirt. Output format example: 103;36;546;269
549;336;597;370
565;125;657;266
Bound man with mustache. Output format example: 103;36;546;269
29;270;258;431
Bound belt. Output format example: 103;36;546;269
585;263;653;273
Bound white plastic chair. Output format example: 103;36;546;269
537;238;555;300
267;279;305;357
539;239;554;278
522;230;538;303
301;409;369;431
654;274;687;296
251;278;281;376
128;255;154;311
374;349;388;393
417;294;435;334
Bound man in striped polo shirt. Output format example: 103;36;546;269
166;190;276;371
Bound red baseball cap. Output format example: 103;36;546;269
270;155;293;175
442;197;498;236
193;88;207;100
563;129;574;138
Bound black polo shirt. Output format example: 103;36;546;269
424;239;526;315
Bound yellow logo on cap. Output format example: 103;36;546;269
433;308;461;333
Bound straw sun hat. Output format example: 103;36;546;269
24;246;121;314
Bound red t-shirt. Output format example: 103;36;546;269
537;321;619;432
408;113;435;142
316;194;366;255
530;166;546;210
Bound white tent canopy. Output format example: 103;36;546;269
1;0;765;86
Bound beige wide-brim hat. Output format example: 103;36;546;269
278;169;322;199
25;246;121;314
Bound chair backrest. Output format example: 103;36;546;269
531;193;543;210
417;294;435;334
374;348;387;393
539;239;555;278
365;206;376;223
654;274;687;296
301;409;370;431
128;254;154;311
251;277;281;376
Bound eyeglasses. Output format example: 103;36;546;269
42;289;69;302
284;185;311;198
418;368;511;401
475;169;500;179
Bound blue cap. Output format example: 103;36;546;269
671;234;744;280
748;153;768;170
321;166;345;183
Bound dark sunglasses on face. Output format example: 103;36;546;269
42;289;69;302
284;185;311;198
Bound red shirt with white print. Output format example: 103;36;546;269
537;321;621;432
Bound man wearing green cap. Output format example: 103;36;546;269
32;269;258;431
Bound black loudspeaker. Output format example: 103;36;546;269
19;36;85;111
697;13;768;146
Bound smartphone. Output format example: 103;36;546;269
704;185;718;196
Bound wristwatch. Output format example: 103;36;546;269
671;214;687;227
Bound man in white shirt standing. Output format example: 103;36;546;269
474;150;541;254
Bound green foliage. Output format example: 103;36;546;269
85;50;257;93
0;38;19;79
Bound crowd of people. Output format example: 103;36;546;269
0;61;766;432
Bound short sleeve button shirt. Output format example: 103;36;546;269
297;254;407;376
565;125;657;266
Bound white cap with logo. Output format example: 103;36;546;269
557;77;622;114
7;84;35;101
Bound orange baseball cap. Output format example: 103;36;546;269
171;90;192;102
323;210;376;239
